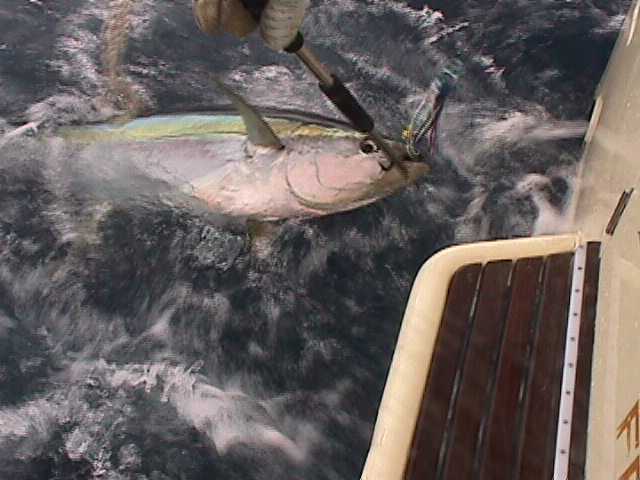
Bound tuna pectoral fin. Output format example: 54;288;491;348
246;219;282;259
212;77;284;149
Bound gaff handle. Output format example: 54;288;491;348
281;33;375;134
318;75;374;134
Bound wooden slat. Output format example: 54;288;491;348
404;264;483;480
479;257;545;480
517;253;574;480
568;242;601;479
403;247;600;480
441;261;513;480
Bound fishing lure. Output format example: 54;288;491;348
403;61;463;159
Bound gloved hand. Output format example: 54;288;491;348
193;0;309;51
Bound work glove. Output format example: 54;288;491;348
193;0;309;51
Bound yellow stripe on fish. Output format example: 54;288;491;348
59;114;360;144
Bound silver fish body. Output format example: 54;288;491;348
60;112;428;221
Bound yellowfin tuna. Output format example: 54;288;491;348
14;82;430;221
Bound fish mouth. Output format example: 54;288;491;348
382;140;427;176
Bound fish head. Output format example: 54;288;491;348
284;130;429;214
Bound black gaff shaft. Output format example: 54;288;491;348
286;34;397;169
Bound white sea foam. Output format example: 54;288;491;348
477;112;587;147
515;171;577;235
106;360;313;463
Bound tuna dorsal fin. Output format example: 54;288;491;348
212;77;284;149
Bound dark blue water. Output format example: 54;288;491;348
0;1;630;479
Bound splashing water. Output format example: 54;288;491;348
0;0;629;478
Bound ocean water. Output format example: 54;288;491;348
0;0;631;478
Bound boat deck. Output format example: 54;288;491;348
404;245;601;480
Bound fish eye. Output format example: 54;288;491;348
359;139;379;154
